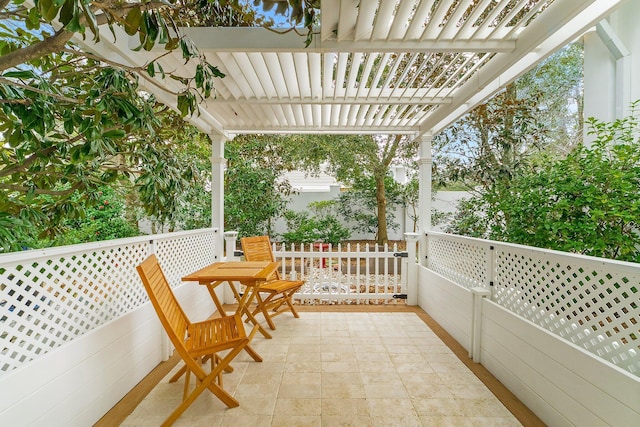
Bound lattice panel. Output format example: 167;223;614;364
0;229;218;376
155;232;217;287
0;243;150;374
494;248;640;376
427;236;489;289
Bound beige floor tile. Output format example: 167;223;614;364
322;398;370;416
321;360;359;372
370;415;422;427
321;343;355;353
448;384;497;399
321;371;362;385
457;398;514;417
281;371;321;384
322;414;375;427
394;361;436;374
360;371;399;384
272;414;321;426
357;360;395;372
321;351;356;362
284;360;322;372
419;415;476;427
322;383;366;399
412;398;466;416
273;398;322;416
363;382;409;399
278;382;322;399
355;351;392;363
289;343;323;353
389;352;427;364
219;413;272;427
404;382;454;399
120;312;524;427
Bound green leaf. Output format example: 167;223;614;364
38;0;59;22
102;129;126;139
124;6;142;36
59;0;75;26
146;62;155;78
3;69;37;79
80;2;99;40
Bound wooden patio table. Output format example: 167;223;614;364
182;261;280;339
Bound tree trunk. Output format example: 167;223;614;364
375;173;388;246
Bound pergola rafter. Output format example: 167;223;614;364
76;0;624;138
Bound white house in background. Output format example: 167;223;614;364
275;166;468;240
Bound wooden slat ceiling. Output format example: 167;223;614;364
83;0;624;139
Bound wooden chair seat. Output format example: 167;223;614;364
136;255;262;426
241;236;304;330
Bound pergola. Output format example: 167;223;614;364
78;0;626;250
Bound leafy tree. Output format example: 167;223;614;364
291;134;418;245
336;174;403;240
224;134;296;237
435;43;583;195
47;186;141;246
0;1;319;250
490;107;640;262
282;201;351;246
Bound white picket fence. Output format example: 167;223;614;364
271;242;408;305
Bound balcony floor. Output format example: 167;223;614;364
108;307;541;426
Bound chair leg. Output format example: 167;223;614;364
284;291;301;318
244;325;263;362
162;342;248;426
253;293;277;330
183;368;191;401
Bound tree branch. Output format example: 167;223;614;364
0;146;58;178
0;76;81;104
0;0;13;12
0;181;83;197
0;28;74;72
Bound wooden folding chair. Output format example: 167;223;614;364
240;235;304;330
136;255;262;426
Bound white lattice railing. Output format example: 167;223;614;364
425;231;640;377
0;228;218;376
270;242;407;304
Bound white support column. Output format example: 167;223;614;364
596;19;631;119
209;134;226;261
470;287;491;363
417;133;433;267
223;231;239;304
404;232;420;306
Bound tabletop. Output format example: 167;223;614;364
181;261;279;283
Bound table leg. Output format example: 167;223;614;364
238;285;272;339
205;281;226;315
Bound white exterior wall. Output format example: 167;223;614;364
0;284;213;427
584;1;640;144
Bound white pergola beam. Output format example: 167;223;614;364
419;0;627;136
179;27;515;53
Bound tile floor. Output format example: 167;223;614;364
122;312;521;426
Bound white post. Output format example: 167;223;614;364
417;133;433;267
404;232;419;306
470;287;491;362
224;231;239;261
209;134;226;261
223;231;239;304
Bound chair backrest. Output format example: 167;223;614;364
241;235;280;280
136;255;190;346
